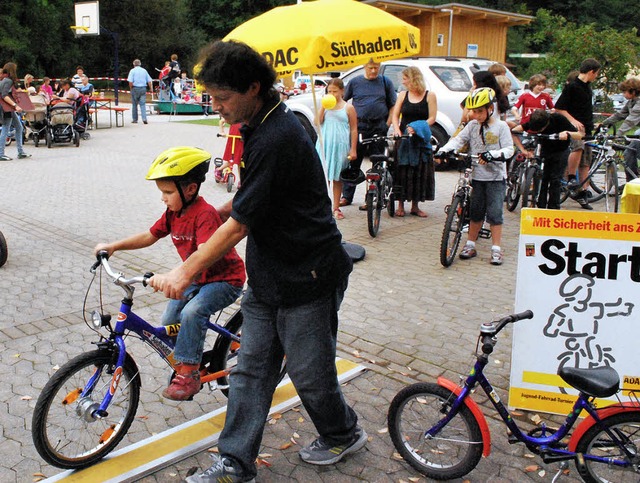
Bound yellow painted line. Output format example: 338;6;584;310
45;358;364;483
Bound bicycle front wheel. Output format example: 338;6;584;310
603;161;619;212
0;230;7;267
32;349;141;469
574;411;640;483
505;164;523;212
388;383;483;480
522;166;539;209
366;188;381;237
440;194;466;267
385;171;395;218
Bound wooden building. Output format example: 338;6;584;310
364;1;534;63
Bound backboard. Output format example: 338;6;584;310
73;1;100;36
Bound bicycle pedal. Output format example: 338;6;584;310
507;432;519;445
478;228;492;239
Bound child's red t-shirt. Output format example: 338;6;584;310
150;196;246;287
514;91;555;125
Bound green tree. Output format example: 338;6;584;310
529;23;640;92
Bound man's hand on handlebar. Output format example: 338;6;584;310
149;267;192;300
478;152;493;164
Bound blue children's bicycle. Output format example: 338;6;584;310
388;310;640;482
32;251;286;469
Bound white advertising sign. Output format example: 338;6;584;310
509;208;640;414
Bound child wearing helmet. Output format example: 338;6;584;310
94;146;246;400
436;87;515;265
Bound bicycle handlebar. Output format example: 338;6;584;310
92;251;153;288
479;310;533;355
514;131;562;141
359;134;411;145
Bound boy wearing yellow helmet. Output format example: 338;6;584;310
94;146;246;400
436;87;515;265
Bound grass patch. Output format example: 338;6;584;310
177;118;220;126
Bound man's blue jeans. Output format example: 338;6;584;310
161;282;242;365
218;280;358;478
130;86;147;122
0;112;25;157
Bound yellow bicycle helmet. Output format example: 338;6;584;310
146;146;211;182
465;87;495;110
147;146;212;210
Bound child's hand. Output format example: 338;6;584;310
94;243;114;257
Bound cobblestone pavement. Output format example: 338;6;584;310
0;108;592;482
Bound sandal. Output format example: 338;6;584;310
333;209;345;220
395;209;405;217
410;210;428;218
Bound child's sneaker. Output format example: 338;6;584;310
299;426;367;465
162;363;201;401
185;455;255;483
490;248;503;266
459;244;477;260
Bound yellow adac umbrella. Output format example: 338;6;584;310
223;0;420;77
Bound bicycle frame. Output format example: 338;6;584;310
430;331;638;469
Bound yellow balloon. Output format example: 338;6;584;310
321;94;337;110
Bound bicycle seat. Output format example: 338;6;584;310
558;366;619;398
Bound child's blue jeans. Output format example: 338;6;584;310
162;282;243;365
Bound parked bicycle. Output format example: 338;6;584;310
388;309;640;482
560;126;630;212
32;252;286;469
436;151;492;267
507;132;563;210
359;134;408;238
0;229;7;267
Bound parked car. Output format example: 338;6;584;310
286;56;524;151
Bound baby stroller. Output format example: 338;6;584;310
46;101;80;148
24;93;48;147
74;95;91;140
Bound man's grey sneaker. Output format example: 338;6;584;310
490;248;503;266
18;153;31;159
459;244;477;259
575;191;593;210
184;455;255;483
299;426;367;465
0;155;12;161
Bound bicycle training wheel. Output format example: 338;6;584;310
0;230;7;267
366;189;381;237
440;194;466;267
521;166;539;209
206;309;287;398
574;411;640;483
387;383;483;480
32;349;141;469
505;165;523;212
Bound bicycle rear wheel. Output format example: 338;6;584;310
387;383;483;480
440;194;465;267
207;310;287;398
574;411;640;483
32;349;141;469
366;188;381;237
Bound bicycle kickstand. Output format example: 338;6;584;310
551;461;570;483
